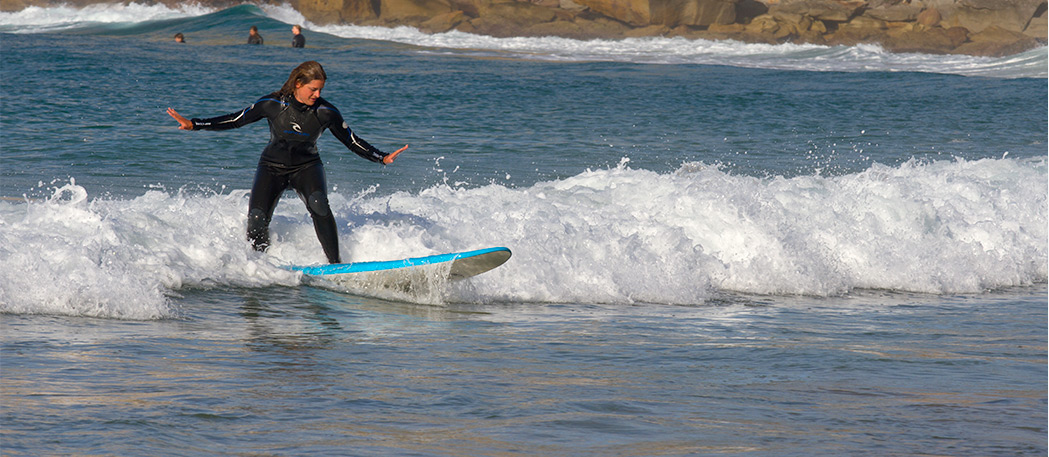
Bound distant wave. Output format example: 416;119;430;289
0;2;213;32
2;2;1046;78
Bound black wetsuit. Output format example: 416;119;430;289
248;34;263;45
191;92;389;264
292;33;305;48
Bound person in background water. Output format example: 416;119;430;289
247;26;263;45
174;33;185;43
165;61;408;264
291;25;305;48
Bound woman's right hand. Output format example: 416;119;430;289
167;108;193;130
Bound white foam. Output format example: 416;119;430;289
0;2;212;32
383;157;1048;303
0;182;297;320
2;158;1043;318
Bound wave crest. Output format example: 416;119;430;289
2;158;1044;317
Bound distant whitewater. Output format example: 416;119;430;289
1;2;1046;78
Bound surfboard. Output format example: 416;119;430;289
284;247;511;295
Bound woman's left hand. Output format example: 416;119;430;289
383;145;408;165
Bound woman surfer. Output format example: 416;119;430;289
166;61;407;264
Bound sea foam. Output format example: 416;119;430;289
1;158;1045;318
0;2;211;32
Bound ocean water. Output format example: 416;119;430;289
1;3;1047;455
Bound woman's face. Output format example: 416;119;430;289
294;79;325;106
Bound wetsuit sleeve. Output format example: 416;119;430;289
326;109;387;163
190;98;272;131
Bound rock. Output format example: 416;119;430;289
735;0;768;20
464;1;561;35
465;15;513;34
940;0;1044;33
707;21;746;31
485;1;558;24
294;0;378;23
571;0;738;27
882;25;959;51
559;0;588;11
864;3;923;21
454;19;480;32
1023;9;1047;38
622;24;672;35
574;14;633;35
769;0;863;22
525;18;586;36
845;14;889;29
953;24;1042;54
808;16;828;32
572;0;650;24
917;7;941;26
651;0;739;27
532;0;561;8
418;9;468;31
444;0;484;16
945;25;970;44
744;14;782;34
0;0;27;12
665;24;698;35
379;0;454;22
829;15;887;43
867;0;901;7
744;13;800;39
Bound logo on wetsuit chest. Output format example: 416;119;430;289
286;122;310;137
278;107;316;140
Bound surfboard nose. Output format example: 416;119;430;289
449;247;511;280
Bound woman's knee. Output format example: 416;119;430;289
306;190;331;217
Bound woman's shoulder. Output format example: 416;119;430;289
314;97;342;116
255;91;286;105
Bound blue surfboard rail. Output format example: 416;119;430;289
286;247;511;277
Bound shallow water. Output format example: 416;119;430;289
4;288;1046;455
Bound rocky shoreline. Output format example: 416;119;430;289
3;0;1046;56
